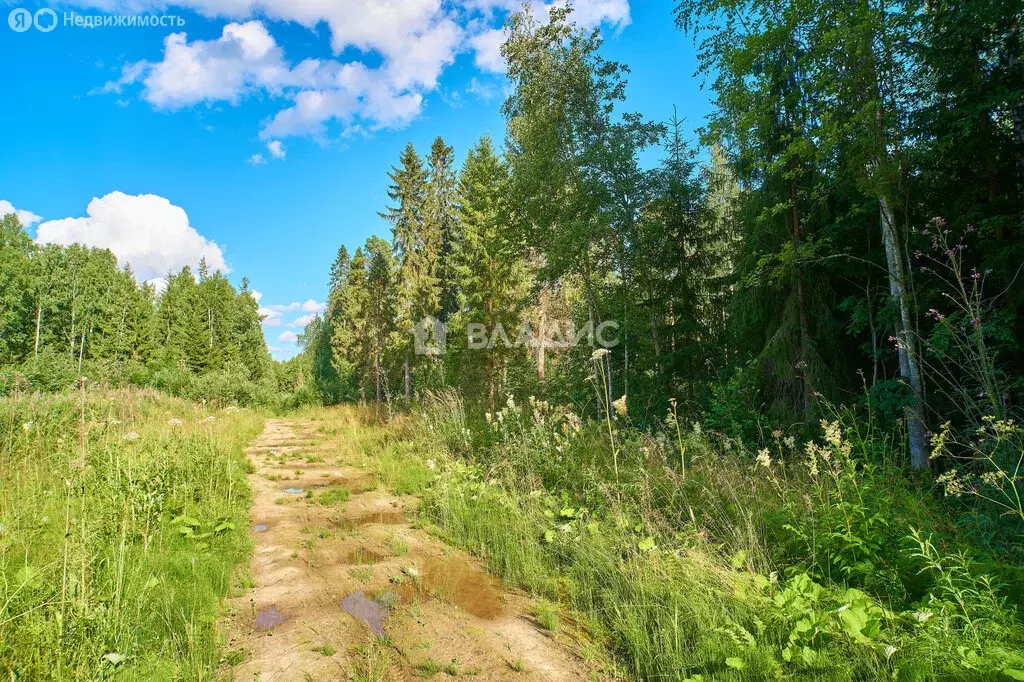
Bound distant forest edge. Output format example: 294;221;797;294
0;213;280;406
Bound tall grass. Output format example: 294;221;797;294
0;388;263;679
343;391;1024;680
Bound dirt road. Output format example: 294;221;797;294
221;417;595;681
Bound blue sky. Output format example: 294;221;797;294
0;0;712;359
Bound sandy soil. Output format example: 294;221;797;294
220;418;600;681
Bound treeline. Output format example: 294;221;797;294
0;214;277;404
297;3;1022;466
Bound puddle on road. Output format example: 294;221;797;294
345;547;385;565
254;605;287;631
422;556;503;619
283;488;304;494
341;591;389;636
342;510;407;528
252;524;269;533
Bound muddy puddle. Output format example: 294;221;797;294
283;487;304;494
252;523;269;533
254;605;287;631
422;555;503;619
341;591;390;636
345;547;385;565
336;510;407;529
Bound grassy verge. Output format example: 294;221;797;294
0;388;264;680
319;395;1024;681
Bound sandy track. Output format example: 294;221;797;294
221;418;594;681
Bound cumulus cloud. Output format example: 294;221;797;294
258;301;298;326
247;153;266;165
278;330;299;343
91;1;632;138
0;199;42;227
102;18;456;138
35;192;228;282
469;28;506;73
290;313;316;327
301;299;325;313
266;140;285;159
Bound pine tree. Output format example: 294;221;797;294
380;143;433;398
452;136;530;408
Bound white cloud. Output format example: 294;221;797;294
91;1;631;138
301;299;325;313
35;192;228;282
146;277;169;295
259;301;305;326
290;313;316;327
0;199;42;227
278;330;298;343
469;28;506;73
250;289;263;303
247;153;266;165
266;140;285;159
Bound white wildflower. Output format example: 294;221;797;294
612;395;628;417
123;431;141;442
591;348;610;360
756;448;772;468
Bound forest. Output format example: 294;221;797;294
2;1;1023;679
294;1;1022;456
0;212;278;403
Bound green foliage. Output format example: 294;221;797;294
352;393;1024;681
0;389;263;679
0;216;276;406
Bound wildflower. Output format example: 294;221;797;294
124;431;141;442
794;360;807;369
783;435;796;450
612;395;628;417
425;459;436;471
591;348;610;361
168;418;184;427
756;448;772;468
936;469;966;497
506;395;516;410
771;429;783;440
22;421;33;432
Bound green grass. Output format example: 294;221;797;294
0;388;264;679
328;394;1024;682
317;486;351;505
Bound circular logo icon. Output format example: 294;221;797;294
8;8;32;32
33;8;57;32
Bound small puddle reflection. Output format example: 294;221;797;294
422;556;503;619
341;591;389;635
345;510;407;527
253;524;269;533
283;487;304;494
254;605;287;631
345;547;384;565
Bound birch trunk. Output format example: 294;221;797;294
880;195;928;468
